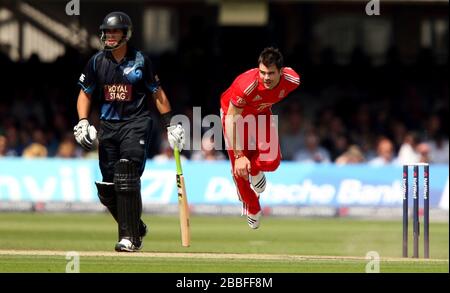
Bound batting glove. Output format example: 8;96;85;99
73;119;97;151
167;124;185;151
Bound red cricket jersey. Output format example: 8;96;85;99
220;67;300;116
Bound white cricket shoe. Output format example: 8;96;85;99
115;238;142;252
250;172;266;194
247;211;262;229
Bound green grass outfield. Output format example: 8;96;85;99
0;213;447;273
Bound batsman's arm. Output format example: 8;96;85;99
152;88;172;118
76;89;92;120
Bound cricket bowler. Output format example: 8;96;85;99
221;47;300;229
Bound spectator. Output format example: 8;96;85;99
56;139;78;158
0;135;7;157
416;142;431;163
328;133;350;161
293;131;331;163
397;132;420;165
426;132;449;164
335;145;365;165
22;143;48;158
368;137;398;166
280;104;308;160
191;136;226;161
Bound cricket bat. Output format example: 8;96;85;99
174;146;190;247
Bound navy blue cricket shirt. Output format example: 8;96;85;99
78;47;160;121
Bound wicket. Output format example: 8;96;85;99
402;163;430;258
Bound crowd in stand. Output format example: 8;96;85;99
0;43;448;165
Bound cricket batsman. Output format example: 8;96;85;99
221;47;300;229
73;11;185;251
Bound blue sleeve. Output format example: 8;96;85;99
77;53;99;94
143;55;160;94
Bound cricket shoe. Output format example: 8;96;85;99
250;172;266;194
115;237;142;252
247;211;262;229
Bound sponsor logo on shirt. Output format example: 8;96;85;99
236;96;247;106
256;103;272;111
252;95;262;101
104;84;132;101
278;89;285;98
123;65;137;75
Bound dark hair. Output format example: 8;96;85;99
258;47;284;69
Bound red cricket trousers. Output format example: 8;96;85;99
222;110;281;215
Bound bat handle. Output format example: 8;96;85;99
174;147;183;175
